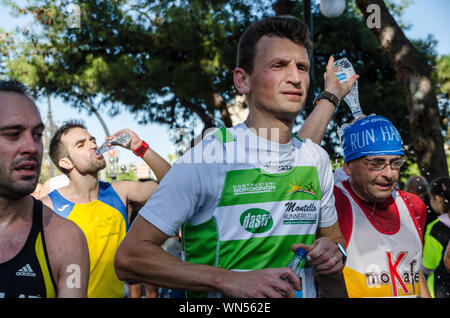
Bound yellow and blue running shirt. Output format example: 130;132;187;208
48;181;128;298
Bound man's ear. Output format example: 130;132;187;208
234;67;251;95
343;162;352;177
59;157;73;172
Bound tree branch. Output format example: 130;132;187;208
79;95;111;136
179;98;215;129
355;0;448;180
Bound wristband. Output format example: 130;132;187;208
313;90;340;108
133;140;149;157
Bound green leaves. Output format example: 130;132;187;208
1;0;446;159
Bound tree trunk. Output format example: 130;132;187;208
356;0;449;181
212;93;233;128
81;96;111;137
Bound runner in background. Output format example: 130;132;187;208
40;122;170;297
422;177;450;298
299;108;430;297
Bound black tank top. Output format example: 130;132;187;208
0;199;57;298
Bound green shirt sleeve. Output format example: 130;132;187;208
422;220;443;271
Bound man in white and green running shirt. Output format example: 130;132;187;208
115;16;357;298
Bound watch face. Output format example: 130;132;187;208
134;141;149;157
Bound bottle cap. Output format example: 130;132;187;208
294;248;307;258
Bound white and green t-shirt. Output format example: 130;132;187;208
139;122;337;297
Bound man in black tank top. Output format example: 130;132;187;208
0;79;89;298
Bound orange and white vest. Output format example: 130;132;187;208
335;182;423;298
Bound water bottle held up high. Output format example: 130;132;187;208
95;132;132;156
333;58;364;119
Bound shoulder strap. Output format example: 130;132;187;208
48;190;75;218
33;198;42;225
333;185;353;245
33;198;57;298
28;198;43;240
98;181;129;230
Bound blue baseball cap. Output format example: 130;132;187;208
342;115;404;163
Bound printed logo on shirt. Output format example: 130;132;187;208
240;208;273;233
57;204;70;212
363;251;420;296
284;178;318;199
98;214;122;239
283;202;318;225
232;182;276;196
262;162;292;173
16;264;37;277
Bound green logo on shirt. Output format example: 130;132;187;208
240;208;273;233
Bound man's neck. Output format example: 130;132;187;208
0;195;32;225
245;111;294;144
62;173;100;204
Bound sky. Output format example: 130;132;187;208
0;0;449;167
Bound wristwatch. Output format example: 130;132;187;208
313;90;340;108
335;242;347;264
133;140;149;157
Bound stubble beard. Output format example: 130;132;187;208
0;161;41;200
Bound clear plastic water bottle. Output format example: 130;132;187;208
96;132;131;156
334;58;364;119
282;247;307;298
337;122;349;146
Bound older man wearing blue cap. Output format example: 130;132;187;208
299;109;432;297
300;111;432;297
328;114;430;298
340;115;405;202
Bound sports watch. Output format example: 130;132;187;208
133;140;149;157
313;90;340;108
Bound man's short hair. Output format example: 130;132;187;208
0;78;32;98
49;120;86;175
236;15;311;74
